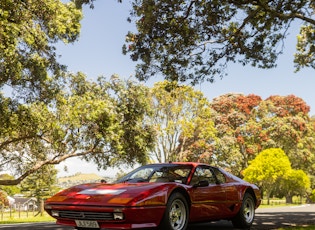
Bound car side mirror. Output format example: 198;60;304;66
193;180;209;188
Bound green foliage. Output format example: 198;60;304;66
72;0;95;8
0;0;82;102
295;24;315;71
123;0;315;84
277;169;311;203
148;81;215;162
0;74;155;186
243;148;291;204
0;0;85;186
20;165;59;200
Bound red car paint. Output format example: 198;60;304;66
45;162;261;230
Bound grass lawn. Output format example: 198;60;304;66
0;211;54;224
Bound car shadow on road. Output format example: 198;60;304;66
251;211;315;229
188;211;315;230
188;220;234;229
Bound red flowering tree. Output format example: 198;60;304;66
257;95;315;173
191;93;315;176
210;93;262;175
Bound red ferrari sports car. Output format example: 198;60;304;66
45;162;261;230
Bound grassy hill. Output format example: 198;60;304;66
57;173;106;188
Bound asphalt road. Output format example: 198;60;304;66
0;204;314;230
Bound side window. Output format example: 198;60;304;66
190;166;216;185
212;168;226;184
130;168;153;180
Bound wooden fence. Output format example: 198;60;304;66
0;200;44;221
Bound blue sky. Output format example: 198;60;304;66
56;1;315;177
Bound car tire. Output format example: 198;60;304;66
159;192;189;230
232;192;255;229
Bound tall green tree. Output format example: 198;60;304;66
0;0;84;185
20;165;59;200
243;148;292;205
0;74;155;186
276;169;311;204
123;0;315;84
148;81;215;162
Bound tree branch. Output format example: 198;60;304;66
257;0;315;25
0;148;103;186
0;135;37;149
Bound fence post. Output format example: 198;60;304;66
40;199;44;216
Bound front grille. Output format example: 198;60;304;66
58;210;114;220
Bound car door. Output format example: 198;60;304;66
212;167;240;217
189;166;226;222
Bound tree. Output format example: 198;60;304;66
276;169;311;203
123;0;315;84
0;0;82;102
210;93;262;175
257;95;315;174
148;81;215;162
243;148;292;205
0;0;84;185
0;1;155;186
20;165;59;201
0;74;155;185
208;93;315;176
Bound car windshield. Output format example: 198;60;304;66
115;164;193;184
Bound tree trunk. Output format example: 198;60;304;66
286;195;293;204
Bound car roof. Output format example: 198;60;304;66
144;162;210;167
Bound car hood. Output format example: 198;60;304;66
46;182;174;206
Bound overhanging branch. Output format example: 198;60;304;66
0;147;103;186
